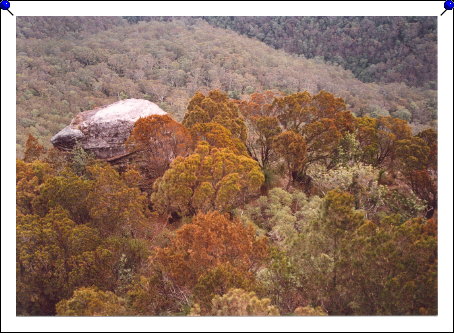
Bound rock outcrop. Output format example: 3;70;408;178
51;99;167;159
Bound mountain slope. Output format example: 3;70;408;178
16;18;436;154
201;16;437;88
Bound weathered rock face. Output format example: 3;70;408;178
51;99;167;159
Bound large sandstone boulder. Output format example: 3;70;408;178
51;99;167;159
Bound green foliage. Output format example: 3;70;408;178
16;158;152;315
193;263;258;311
32;169;93;223
238;188;313;250
203;17;437;88
69;146;97;176
86;164;150;237
151;141;264;216
256;248;304;314
183;90;247;142
16;159;55;215
56;287;128;316
191;288;279;316
16;208;101;315
293;305;327;316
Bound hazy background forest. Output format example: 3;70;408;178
16;17;436;156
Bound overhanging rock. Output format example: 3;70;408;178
51;99;167;159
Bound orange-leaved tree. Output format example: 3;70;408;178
236;90;283;118
356;116;412;167
152;211;269;290
126;115;193;183
24;134;46;163
273;131;307;189
246;116;282;168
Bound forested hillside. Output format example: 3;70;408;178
16;17;436;156
16;17;438;317
202;17;437;88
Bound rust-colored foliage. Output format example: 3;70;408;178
271;91;315;132
152;211;269;289
395;136;431;172
273;131;307;188
407;170;437;217
246;116;282;168
126;115;193;182
24;134;46;163
269;91;355;173
417;128;437;170
356;116;412;167
304;118;342;165
393;128;437;218
236;90;283;118
15;86;438;316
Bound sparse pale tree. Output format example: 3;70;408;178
294;306;327;316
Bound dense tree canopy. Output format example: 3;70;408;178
15;15;438;316
202;16;437;88
183;90;247;142
151;141;264;216
152;211;269;291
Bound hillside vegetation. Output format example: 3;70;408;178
16;18;436;155
17;89;437;316
202;16;437;88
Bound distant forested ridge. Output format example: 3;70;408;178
201;17;437;89
16;17;127;39
16;17;436;156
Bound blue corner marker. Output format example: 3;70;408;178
441;0;454;15
0;0;13;16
